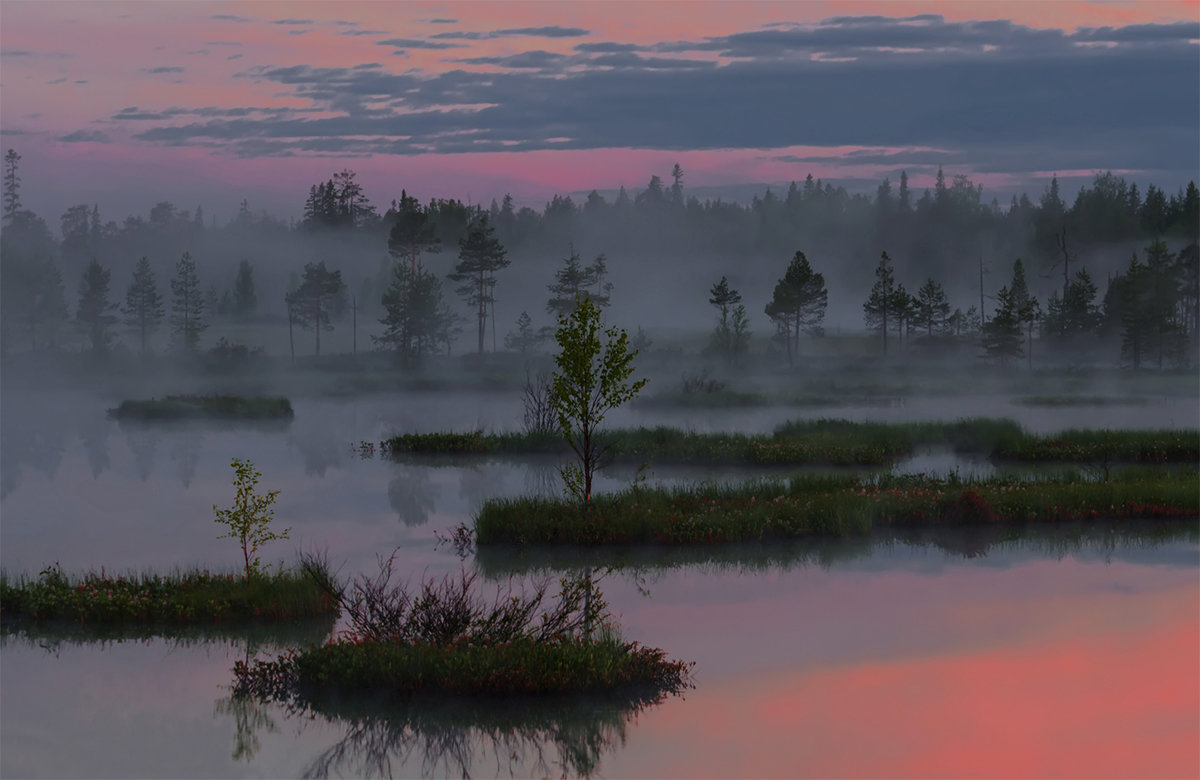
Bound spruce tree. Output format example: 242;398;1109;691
169;251;206;353
123;256;164;355
77;258;116;352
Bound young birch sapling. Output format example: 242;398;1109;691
213;458;288;579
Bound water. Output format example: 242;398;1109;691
2;391;1197;777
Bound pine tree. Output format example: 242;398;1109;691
374;262;459;363
546;248;611;317
448;217;509;354
387;190;440;271
981;285;1023;364
863;251;898;356
77;258;117;352
123;257;164;355
232;259;257;319
708;276;743;358
504;311;545;355
286;261;345;356
912;278;951;337
765;250;827;367
3;148;21;224
169;251;206;353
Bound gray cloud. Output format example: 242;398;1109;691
57;129;110;143
377;38;466;50
574;42;648;53
142;66;185;74
432;25;589;41
428;18;458;24
288;30;310;36
342;29;390;36
124;17;1197;179
450;50;568;69
205;40;243;47
227;54;244;60
273;18;313;25
211;14;251;23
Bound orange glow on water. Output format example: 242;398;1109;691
626;581;1199;778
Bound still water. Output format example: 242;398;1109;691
2;392;1197;777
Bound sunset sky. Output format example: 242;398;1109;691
1;1;1197;226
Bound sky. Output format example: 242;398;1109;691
1;1;1197;226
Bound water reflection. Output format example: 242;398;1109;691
0;614;336;655
387;466;440;527
235;689;669;779
475;520;1200;580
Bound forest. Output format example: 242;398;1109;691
1;147;1197;370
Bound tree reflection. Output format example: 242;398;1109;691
78;414;112;479
387;466;440;527
231;688;665;779
170;430;203;488
124;428;159;481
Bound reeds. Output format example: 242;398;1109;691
234;561;691;700
0;564;335;624
474;470;1200;546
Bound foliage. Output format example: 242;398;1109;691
386;190;440;270
550;295;648;502
475;469;1199;546
863;251;901;356
231;259;257;318
765;250;828;366
912;278;951;337
0;564;335;624
122;256;164;355
448;217;509;353
169;251;206;353
285;261;345;356
708;276;751;360
233;562;691;702
982;284;1024;364
374;261;459;363
76;258;117;352
213;458;289;579
504;310;546;355
546;249;611;317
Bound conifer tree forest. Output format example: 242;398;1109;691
2;148;1197;369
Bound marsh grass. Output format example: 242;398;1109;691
234;561;692;703
474;470;1199;546
0;564;335;624
382;419;1197;466
109;394;294;421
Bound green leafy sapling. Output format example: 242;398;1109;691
213;458;288;579
550;294;648;504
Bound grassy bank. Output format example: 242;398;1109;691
475;470;1199;546
242;636;689;698
235;563;691;702
109;394;294;421
0;565;335;624
382;419;1198;466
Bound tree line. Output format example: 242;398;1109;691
1;146;1197;367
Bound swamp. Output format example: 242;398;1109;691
2;353;1197;777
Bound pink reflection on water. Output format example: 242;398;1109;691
622;572;1199;779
